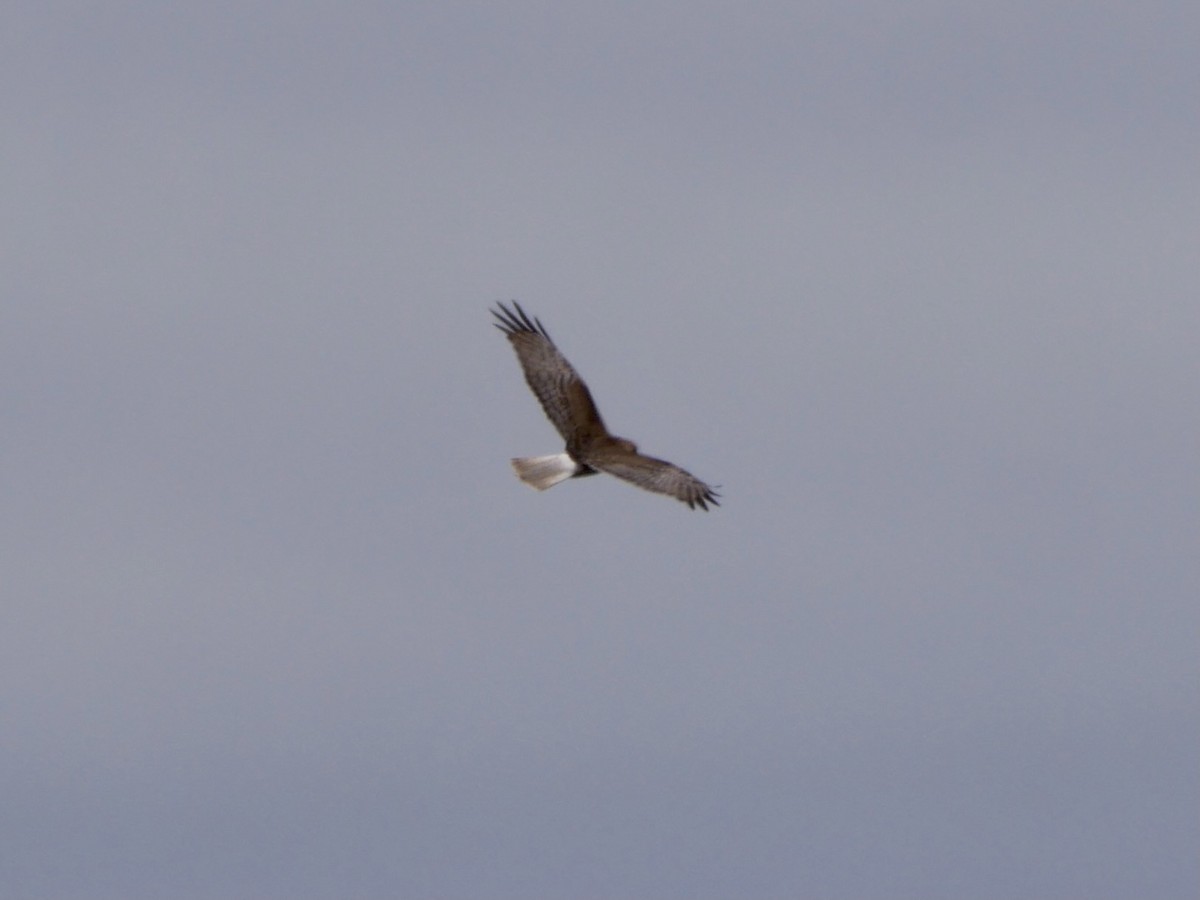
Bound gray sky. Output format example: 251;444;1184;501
4;2;1197;897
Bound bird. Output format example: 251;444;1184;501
492;301;719;510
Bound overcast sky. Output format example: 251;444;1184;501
4;2;1197;898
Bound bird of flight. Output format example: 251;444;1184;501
493;302;720;510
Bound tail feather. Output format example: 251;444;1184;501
511;454;577;491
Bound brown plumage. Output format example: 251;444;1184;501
493;302;720;510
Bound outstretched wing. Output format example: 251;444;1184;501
586;445;720;511
493;302;607;443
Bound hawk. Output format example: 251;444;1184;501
493;301;720;510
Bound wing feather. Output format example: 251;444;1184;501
586;446;721;511
493;302;607;443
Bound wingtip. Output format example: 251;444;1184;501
491;301;521;336
491;300;551;341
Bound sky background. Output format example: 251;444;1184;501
4;2;1198;897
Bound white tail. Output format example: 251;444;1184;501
511;454;578;491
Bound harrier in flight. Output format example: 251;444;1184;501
493;302;719;510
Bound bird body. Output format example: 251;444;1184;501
493;302;719;510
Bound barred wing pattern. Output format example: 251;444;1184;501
492;302;606;444
587;450;720;511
